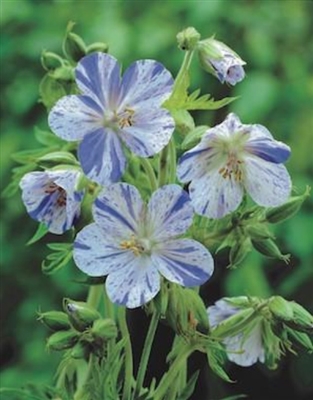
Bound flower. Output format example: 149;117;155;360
48;52;175;186
177;113;291;219
20;169;83;234
197;38;246;85
208;298;265;367
73;183;214;308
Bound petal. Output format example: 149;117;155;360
120;108;174;157
224;322;265;366
226;64;245;85
245;136;291;163
189;170;244;219
147;185;193;240
93;183;144;237
207;300;239;327
73;223;134;277
106;256;160;308
75;53;121;109
78;128;126;185
152;239;214;287
120;60;174;109
48;95;103;141
244;156;291;207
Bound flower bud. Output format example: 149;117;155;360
285;327;313;352
46;330;78;351
265;186;311;224
197;38;246;85
152;281;169;317
171;110;195;137
87;42;109;54
41;51;64;71
176;27;201;51
50;65;74;82
184;288;210;333
284;302;313;334
268;296;294;322
63;30;87;63
38;311;71;331
246;224;275;241
262;320;281;369
70;340;89;359
91;319;118;341
63;298;101;332
37;151;79;168
228;237;251;268
251;238;290;263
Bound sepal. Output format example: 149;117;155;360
38;310;71;331
63;298;101;332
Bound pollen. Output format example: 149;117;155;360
118;107;135;129
120;235;145;256
218;153;243;182
44;182;67;207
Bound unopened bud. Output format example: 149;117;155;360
47;330;78;351
176;27;201;51
251;238;290;263
171;110;195;137
87;42;109;54
70;340;88;359
246;224;274;241
63;28;87;62
265;186;311;224
184;288;210;333
38;311;71;331
262;320;281;369
91;319;118;341
41;51;64;71
152;282;169;317
63;298;101;332
268;296;294;322
228;237;251;268
50;65;74;82
285;302;313;334
285;327;313;352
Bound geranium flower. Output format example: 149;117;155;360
48;53;175;186
197;38;246;85
208;298;265;367
73;183;214;308
20;169;83;234
177;113;291;219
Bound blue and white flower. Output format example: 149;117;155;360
177;113;291;219
48;53;175;186
208;298;265;367
73;183;214;308
20;169;83;234
197;38;246;85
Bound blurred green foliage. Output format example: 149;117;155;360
1;0;313;399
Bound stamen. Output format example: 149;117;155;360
118;107;135;129
120;234;146;257
44;182;67;207
218;153;243;182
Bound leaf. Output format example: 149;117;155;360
183;90;237;111
11;148;52;164
163;70;190;109
181;125;208;150
219;395;248;400
34;126;66;147
177;370;200;400
27;223;49;245
42;242;73;275
39;73;67;111
206;343;234;383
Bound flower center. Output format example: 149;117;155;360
218;152;243;181
103;107;135;130
120;235;151;257
44;182;67;207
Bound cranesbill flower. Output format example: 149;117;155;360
20;169;83;234
208;298;265;367
177;113;291;219
73;183;214;308
197;38;246;85
48;52;175;186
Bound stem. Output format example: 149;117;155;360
173;49;194;94
158;144;169;187
133;311;160;398
154;343;195;400
140;157;158;192
168;137;177;184
87;284;103;309
118;307;133;400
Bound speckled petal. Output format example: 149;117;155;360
73;223;134;277
75;53;121;109
244;156;291;207
245;135;291;163
208;299;239;327
152;239;214;286
48;95;103;141
93;183;144;238
77;128;126;186
120;60;173;109
147;185;193;240
189;170;244;219
106;256;160;308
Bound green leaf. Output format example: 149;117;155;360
181;125;208;150
219;395;248;400
206;344;234;383
42;243;73;275
164;70;190;109
183;90;237;110
11;148;52;164
34;126;66;147
39;73;67;111
177;370;200;400
27;223;49;245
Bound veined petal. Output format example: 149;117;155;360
75;53;121;109
244;156;291;207
77;128;126;185
152;239;213;286
93;183;144;237
189;171;244;219
208;299;239;327
120;60;174;109
106;256;160;308
120;108;174;157
73;223;135;277
147;185;193;240
245;137;291;163
48;95;103;141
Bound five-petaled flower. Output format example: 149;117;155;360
177;113;291;219
20;169;83;234
48;52;175;186
208;298;265;367
73;183;214;308
197;38;246;85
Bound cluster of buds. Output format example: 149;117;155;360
38;297;117;359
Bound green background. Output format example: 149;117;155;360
1;0;313;399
